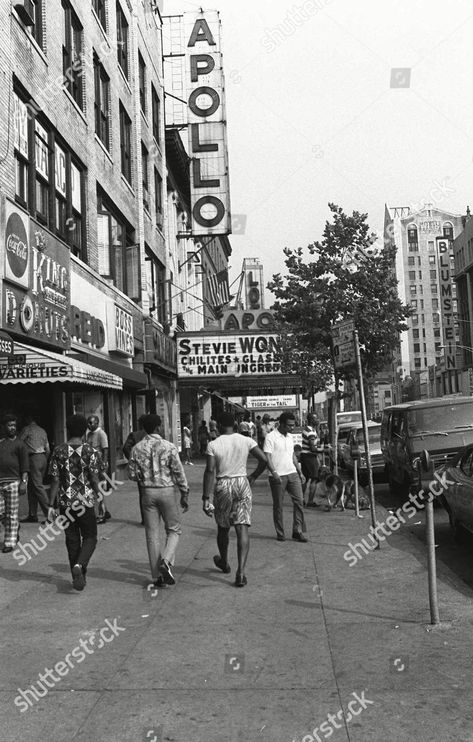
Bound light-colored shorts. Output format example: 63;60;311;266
214;476;252;528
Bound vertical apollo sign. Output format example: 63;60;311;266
436;237;456;369
184;11;231;236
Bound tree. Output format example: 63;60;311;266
268;203;411;401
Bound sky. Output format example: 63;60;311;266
163;0;473;302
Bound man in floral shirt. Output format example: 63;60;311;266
48;415;101;591
128;414;189;588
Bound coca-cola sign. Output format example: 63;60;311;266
5;205;29;287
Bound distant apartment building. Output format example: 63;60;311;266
385;204;463;398
452;210;473;396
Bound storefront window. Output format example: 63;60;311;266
115;391;132;462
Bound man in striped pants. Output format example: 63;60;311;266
0;415;29;553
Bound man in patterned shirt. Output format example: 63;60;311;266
202;412;267;587
128;414;189;588
48;415;101;591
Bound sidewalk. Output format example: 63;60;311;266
2;462;473;741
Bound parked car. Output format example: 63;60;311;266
342;421;385;481
381;396;473;497
435;444;473;537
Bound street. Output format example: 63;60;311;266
3;462;473;742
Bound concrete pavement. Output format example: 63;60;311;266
2;461;473;741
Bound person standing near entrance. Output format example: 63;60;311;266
264;412;307;542
301;413;320;508
202;412;267;587
86;415;111;523
182;422;193;465
123;414;147;525
0;415;29;553
48;415;101;590
19;415;50;523
128;414;189;588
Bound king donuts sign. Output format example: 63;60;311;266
3;202;71;350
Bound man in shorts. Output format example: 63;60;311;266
202;412;267;587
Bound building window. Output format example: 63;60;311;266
55;143;68;238
97;192;140;301
408;257;415;266
93;0;106;29
412;314;419;325
430;270;437;280
94;55;110;149
414;358;421;369
443;222;454;239
146;249;167;324
410;285;417;295
116;2;128;78
34;120;50;224
63;1;83;109
119;103;132;183
418;270;422;280
407;225;418;243
142;143;149;212
408;271;416;281
154;168;162;225
434;327;441;338
408;243;419;252
428;241;435;251
413;343;420;353
151;85;160;143
411;300;417;309
13;93;29;205
432;298;439;310
30;0;44;47
429;255;436;265
431;284;437;294
413;329;419;338
139;53;146;113
433;313;440;324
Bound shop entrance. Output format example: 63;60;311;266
0;384;64;448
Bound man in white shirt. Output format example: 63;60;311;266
202;412;267;587
263;412;307;542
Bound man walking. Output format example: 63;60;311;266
86;415;110;523
19;414;50;523
48;415;101;590
0;415;29;553
202;412;267;587
264;411;307;542
301;413;320;508
128;414;189;588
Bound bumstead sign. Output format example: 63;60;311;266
177;333;281;378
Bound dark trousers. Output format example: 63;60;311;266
27;453;49;517
61;505;98;574
269;472;305;537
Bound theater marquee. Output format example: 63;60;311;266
177;333;281;378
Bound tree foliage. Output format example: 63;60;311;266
268;204;411;391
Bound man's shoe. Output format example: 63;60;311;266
96;516;106;524
235;573;247;587
213;555;231;574
20;515;38;523
159;559;175;585
72;564;85;591
292;532;308;543
188;462;194;466
2;546;13;553
276;534;286;541
104;510;111;520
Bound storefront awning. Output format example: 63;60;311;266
0;342;122;389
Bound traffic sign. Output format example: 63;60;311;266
334;339;355;368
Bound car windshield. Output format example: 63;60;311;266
355;426;381;447
338;412;362;425
407;404;473;434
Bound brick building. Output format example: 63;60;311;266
0;0;185;470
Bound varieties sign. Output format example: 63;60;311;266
177;333;281;378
